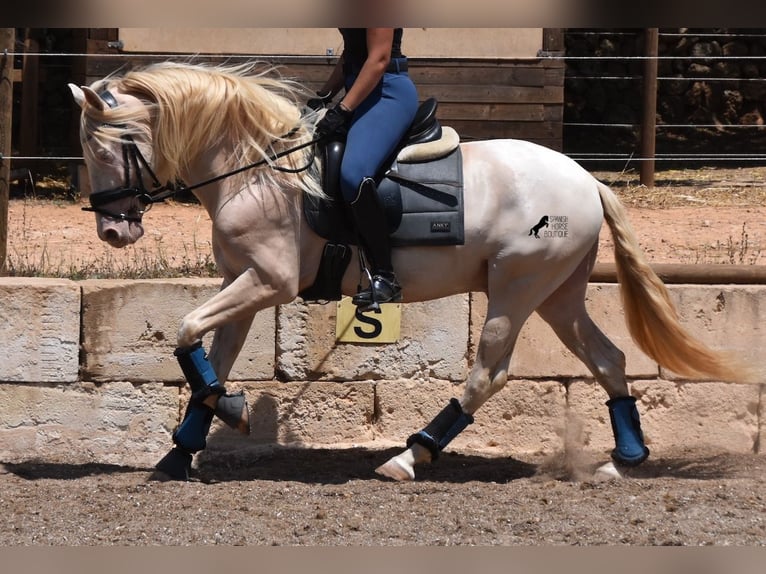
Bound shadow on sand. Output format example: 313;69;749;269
3;446;758;485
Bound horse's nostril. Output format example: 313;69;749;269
103;228;120;243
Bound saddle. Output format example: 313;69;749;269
300;98;465;302
304;97;464;247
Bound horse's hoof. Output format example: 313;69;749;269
152;447;193;481
375;457;415;481
215;392;251;435
593;461;625;481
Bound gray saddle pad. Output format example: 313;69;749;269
303;147;464;247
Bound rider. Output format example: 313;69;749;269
311;28;419;309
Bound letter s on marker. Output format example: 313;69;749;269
354;308;383;339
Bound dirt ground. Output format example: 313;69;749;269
0;446;764;546
2;166;766;546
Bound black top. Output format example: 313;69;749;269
340;28;404;71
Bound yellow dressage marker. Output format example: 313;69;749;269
335;297;402;343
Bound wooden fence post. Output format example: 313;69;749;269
640;28;659;188
0;28;15;273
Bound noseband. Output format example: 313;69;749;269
83;89;321;223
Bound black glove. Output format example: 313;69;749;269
306;91;333;111
315;103;353;139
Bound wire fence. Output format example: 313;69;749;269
560;28;766;169
5;29;766;174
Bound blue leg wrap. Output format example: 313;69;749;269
607;396;650;466
173;402;214;453
174;342;225;401
407;398;474;461
174;342;250;434
171;342;225;454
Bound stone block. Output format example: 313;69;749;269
0;278;80;383
201;381;376;451
632;380;760;454
471;285;658;379
80;279;275;382
276;296;469;382
662;285;766;381
760;386;765;454
567;379;761;456
373;379;567;456
0;381;179;466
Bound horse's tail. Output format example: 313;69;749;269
597;181;758;384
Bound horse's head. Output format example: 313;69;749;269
70;62;328;250
69;82;163;248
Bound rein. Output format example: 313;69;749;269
83;89;321;222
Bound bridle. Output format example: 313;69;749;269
82;89;321;223
80;90;174;222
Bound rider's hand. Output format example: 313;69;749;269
306;91;333;111
315;103;353;139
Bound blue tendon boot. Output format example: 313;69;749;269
155;404;213;481
406;398;474;461
155;342;249;480
606;396;650;466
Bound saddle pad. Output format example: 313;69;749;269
303;147;464;248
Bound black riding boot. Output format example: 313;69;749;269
349;177;402;310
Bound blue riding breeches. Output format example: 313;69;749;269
340;68;419;201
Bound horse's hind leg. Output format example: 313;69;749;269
536;258;649;471
376;286;532;481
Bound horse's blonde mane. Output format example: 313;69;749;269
81;61;324;198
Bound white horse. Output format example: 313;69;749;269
69;62;753;481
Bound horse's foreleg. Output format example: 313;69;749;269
157;269;291;480
177;268;291;348
204;315;257;434
170;316;255;438
156;337;256;480
155;342;224;480
376;313;518;481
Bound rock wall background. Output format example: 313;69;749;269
1;277;763;467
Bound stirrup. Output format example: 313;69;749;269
352;272;402;311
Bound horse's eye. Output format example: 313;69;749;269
95;148;115;162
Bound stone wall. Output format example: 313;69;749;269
0;277;764;467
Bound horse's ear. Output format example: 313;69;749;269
68;83;106;112
71;85;108;112
82;86;108;111
68;83;86;109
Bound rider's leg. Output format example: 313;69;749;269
347;177;401;309
340;73;418;310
